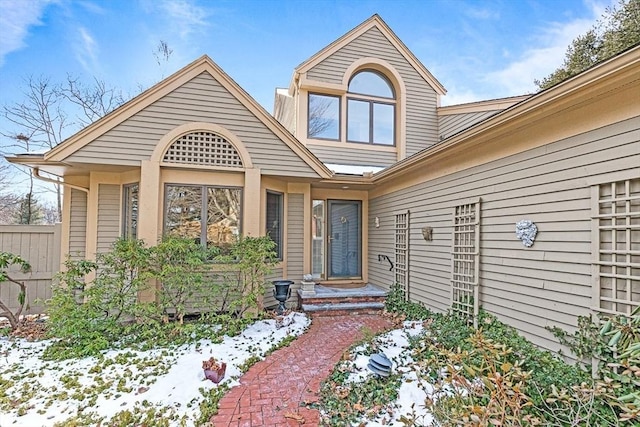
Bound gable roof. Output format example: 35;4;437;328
294;14;446;95
45;55;333;179
373;44;640;184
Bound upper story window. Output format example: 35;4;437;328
308;94;340;140
347;70;395;145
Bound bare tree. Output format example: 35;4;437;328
0;162;19;224
153;40;174;80
60;75;126;127
308;95;338;138
2;75;128;222
2;77;69;220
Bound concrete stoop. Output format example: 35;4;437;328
297;283;388;317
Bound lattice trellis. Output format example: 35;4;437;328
451;199;481;328
395;211;410;299
163;132;243;167
592;178;640;316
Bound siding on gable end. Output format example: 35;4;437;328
97;184;120;254
69;189;87;259
306;27;439;158
369;117;640;353
66;73;320;178
307;143;396;166
439;110;501;140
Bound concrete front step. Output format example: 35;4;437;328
297;283;388;317
302;302;385;317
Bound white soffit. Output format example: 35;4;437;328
325;163;386;176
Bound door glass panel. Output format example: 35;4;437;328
328;200;361;278
312;200;325;279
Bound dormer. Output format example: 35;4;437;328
275;15;446;170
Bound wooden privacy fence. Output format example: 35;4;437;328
0;224;62;315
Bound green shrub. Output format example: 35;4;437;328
384;283;432;320
547;307;640;424
149;236;217;324
214;236;277;317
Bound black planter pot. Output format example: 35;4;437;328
272;280;293;315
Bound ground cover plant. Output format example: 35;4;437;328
0;235;296;425
317;284;639;426
0;311;309;426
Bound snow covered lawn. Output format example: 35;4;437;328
2;315;440;426
0;312;310;426
321;320;436;426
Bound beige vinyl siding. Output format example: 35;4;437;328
68;189;87;258
307;143;395;167
285;193;304;306
438;110;500;140
369;117;640;352
0;224;61;314
307;27;439;157
96;184;120;254
67;73;319;178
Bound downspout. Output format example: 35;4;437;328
33;167;89;193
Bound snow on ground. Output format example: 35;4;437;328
1;316;438;426
0;312;310;426
345;321;435;426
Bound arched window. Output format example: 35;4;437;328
347;70;395;145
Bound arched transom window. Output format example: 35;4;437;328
163;131;243;167
347;70;395;145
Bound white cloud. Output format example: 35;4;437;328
485;1;608;96
160;0;210;40
464;6;500;20
0;0;56;67
440;88;485;107
75;26;100;74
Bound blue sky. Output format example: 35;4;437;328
0;0;612;160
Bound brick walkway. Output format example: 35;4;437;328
210;314;392;427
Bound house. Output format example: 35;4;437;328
7;15;639;353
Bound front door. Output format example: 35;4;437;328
327;200;361;279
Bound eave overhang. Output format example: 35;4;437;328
373;45;640;185
42;56;333;180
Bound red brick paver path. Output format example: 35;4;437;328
210;314;392;427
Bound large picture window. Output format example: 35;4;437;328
122;183;139;239
347;70;395;145
308;94;340;140
266;191;283;260
164;184;241;250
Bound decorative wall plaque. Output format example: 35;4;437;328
515;220;537;247
422;226;433;241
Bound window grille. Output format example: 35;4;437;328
163;132;243;167
451;199;481;328
592;178;640;316
395;211;409;298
